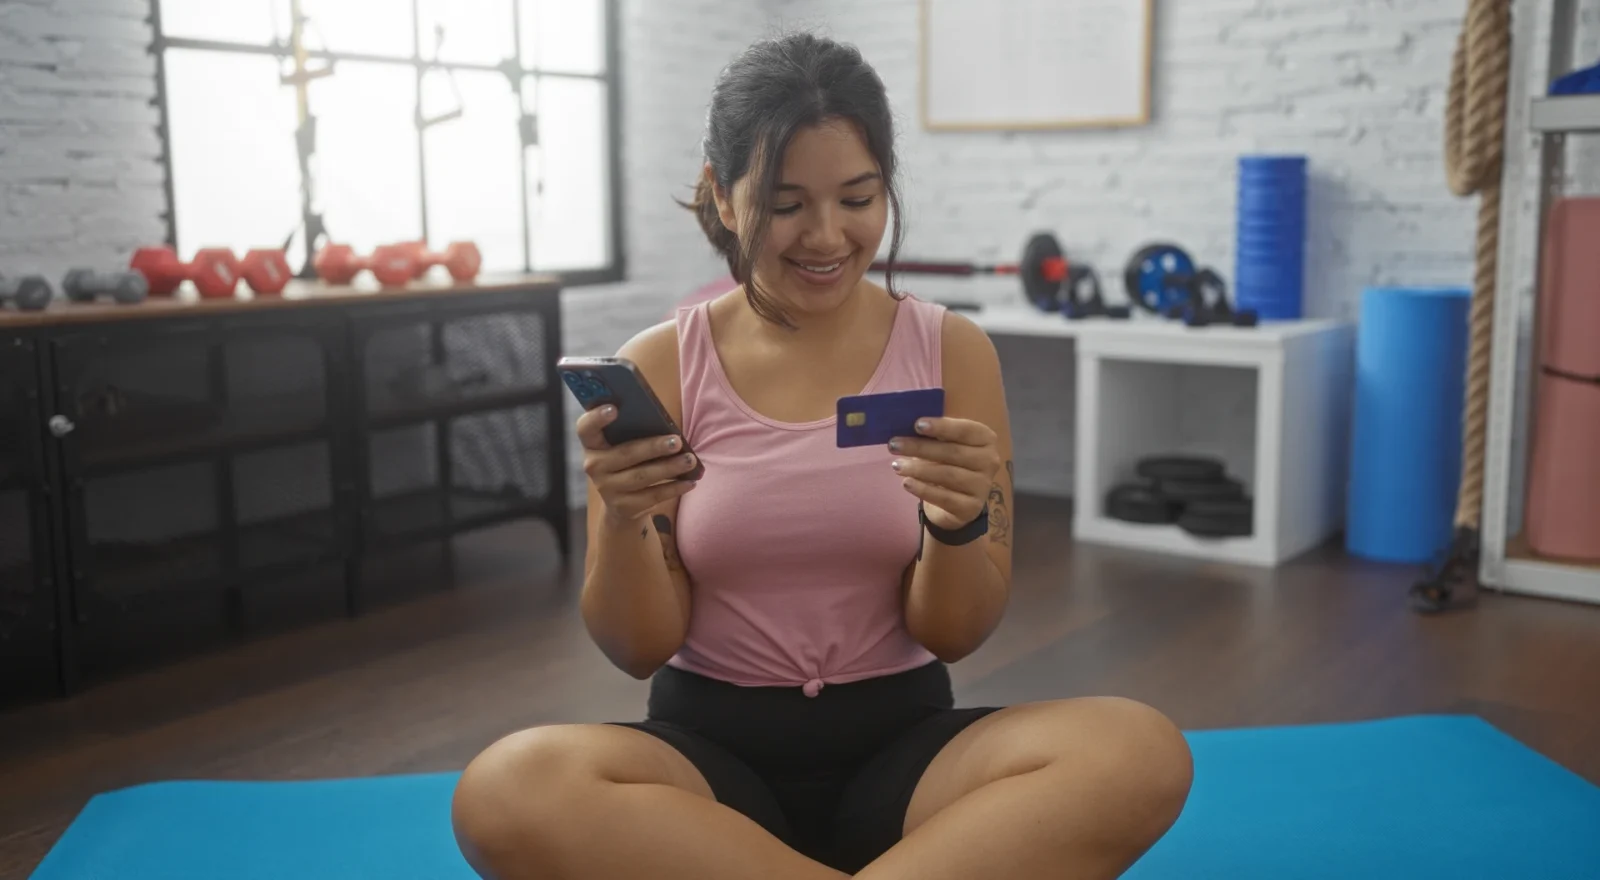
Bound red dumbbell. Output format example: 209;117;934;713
129;247;240;298
313;243;419;288
130;247;293;298
239;249;293;296
396;240;483;282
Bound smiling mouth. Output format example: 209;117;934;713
787;256;849;275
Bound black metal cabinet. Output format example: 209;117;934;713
47;312;352;680
0;333;61;703
0;279;568;707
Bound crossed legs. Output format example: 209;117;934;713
452;697;1192;879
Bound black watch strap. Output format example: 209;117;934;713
919;502;989;554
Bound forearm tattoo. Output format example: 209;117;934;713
988;460;1013;547
652;514;686;573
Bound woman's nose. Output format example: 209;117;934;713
800;205;845;251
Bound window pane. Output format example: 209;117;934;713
300;0;415;59
165;50;301;261
423;71;524;273
529;76;609;272
521;0;604;75
312;62;423;252
419;0;516;65
158;0;288;45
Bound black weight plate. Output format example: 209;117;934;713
1159;476;1244;503
1021;232;1066;313
1105;483;1181;524
1135;455;1225;482
1179;501;1254;538
1186;497;1253;518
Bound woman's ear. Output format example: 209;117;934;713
708;164;738;234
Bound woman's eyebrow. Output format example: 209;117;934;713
776;171;883;192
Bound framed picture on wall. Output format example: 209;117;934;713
920;0;1154;131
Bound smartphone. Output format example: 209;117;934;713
836;387;945;448
557;356;704;480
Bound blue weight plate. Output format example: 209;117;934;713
1122;243;1197;314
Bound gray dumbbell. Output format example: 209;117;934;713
0;274;53;312
62;269;148;305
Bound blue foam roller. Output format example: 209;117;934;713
1237;245;1305;261
1235;154;1308;320
1237;244;1305;259
1239;155;1308;172
1237;225;1306;242
1346;286;1471;563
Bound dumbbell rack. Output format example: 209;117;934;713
1476;0;1600;606
0;275;570;706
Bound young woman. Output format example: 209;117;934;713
452;31;1193;880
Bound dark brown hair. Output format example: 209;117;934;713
683;32;904;327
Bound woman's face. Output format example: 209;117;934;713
714;117;888;318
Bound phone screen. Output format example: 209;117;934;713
558;357;704;480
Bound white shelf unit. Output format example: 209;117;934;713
1069;320;1353;567
1479;0;1600;605
1529;94;1600;132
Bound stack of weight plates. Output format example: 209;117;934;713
1103;455;1253;538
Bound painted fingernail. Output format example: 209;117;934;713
600;405;616;417
888;439;902;452
682;453;696;466
664;436;680;450
891;459;904;472
915;419;930;432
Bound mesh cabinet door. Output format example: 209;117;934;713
58;325;225;469
448;402;553;522
360;307;550;420
51;326;230;680
221;319;346;595
0;335;62;706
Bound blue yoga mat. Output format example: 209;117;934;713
30;715;1600;879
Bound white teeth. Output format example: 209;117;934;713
798;261;841;273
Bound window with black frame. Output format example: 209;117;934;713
150;0;620;285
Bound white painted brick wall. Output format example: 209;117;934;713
0;0;167;270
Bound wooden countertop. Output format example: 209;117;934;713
0;273;562;328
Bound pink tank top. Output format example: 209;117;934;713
667;294;946;696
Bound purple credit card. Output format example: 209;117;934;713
836;387;945;448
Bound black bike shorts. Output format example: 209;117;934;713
611;660;1000;873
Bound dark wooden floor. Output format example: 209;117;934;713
5;495;1600;878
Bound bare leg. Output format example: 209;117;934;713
857;697;1193;880
452;724;848;880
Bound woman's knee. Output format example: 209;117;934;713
1077;697;1194;832
451;725;605;872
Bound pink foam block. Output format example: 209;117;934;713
1525;200;1600;562
1537;197;1600;377
1525;376;1600;560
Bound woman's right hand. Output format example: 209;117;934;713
578;404;699;527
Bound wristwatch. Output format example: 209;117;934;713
919;502;989;553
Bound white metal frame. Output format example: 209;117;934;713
1480;0;1600;605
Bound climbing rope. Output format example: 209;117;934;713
1412;0;1513;613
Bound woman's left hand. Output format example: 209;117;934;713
889;418;1002;531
